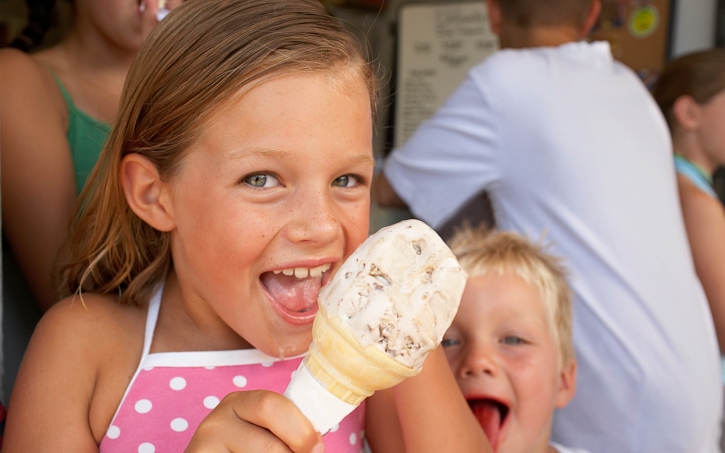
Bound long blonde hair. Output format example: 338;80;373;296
58;0;378;306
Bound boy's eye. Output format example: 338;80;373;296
332;174;360;188
243;173;279;188
500;336;524;345
441;338;460;348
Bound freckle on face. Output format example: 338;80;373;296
166;70;374;357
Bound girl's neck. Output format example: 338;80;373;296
151;270;253;354
673;133;718;175
56;23;136;78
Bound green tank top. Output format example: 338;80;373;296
52;74;112;195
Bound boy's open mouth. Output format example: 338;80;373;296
260;263;331;324
468;398;509;452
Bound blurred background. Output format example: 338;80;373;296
0;0;723;402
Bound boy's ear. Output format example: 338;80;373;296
120;153;176;232
555;358;577;408
485;0;503;35
582;0;602;36
673;95;701;131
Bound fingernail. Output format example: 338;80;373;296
312;441;325;453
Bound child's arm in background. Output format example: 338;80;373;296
3;295;145;452
366;347;491;453
679;179;725;352
0;49;78;311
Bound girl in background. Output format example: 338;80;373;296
653;48;725;374
3;1;489;451
0;0;177;310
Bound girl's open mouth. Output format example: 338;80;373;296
260;263;332;325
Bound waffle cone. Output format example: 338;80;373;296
304;305;419;405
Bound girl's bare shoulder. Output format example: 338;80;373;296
0;48;56;90
39;293;147;354
0;47;67;123
4;294;147;449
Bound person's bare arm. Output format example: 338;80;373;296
679;177;725;352
372;171;408;208
0;49;77;311
3;295;131;451
366;347;490;452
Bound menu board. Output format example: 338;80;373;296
394;1;498;148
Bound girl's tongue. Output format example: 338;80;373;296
261;272;322;314
470;399;503;453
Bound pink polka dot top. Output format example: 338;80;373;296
99;285;366;452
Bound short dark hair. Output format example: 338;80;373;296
652;49;725;133
498;0;593;28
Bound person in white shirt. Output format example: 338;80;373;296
375;0;722;451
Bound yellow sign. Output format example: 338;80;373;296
629;5;659;38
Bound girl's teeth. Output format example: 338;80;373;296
273;263;331;279
294;268;309;278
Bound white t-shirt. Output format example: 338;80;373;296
384;41;722;453
551;441;590;453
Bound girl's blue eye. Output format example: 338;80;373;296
332;175;359;188
244;173;279;188
501;336;524;345
441;338;460;348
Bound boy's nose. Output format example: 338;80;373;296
459;345;499;379
286;190;342;244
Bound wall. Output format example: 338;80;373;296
670;0;718;56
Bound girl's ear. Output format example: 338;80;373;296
673;95;701;131
554;358;577;408
121;154;176;232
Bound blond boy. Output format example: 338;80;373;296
444;226;587;453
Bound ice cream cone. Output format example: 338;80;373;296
305;304;419;405
284;219;467;434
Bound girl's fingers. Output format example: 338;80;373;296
229;391;323;453
185;390;323;453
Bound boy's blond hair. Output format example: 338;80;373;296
497;0;593;28
448;224;574;366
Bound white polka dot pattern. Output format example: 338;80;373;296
106;425;121;439
98;356;364;452
134;399;152;414
170;418;189;432
138;442;155;453
203;396;220;409
169;377;187;391
232;375;247;388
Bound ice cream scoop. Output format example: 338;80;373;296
284;219;467;434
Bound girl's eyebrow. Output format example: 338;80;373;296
225;147;290;161
226;147;375;166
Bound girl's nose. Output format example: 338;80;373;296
286;190;342;245
458;345;498;379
